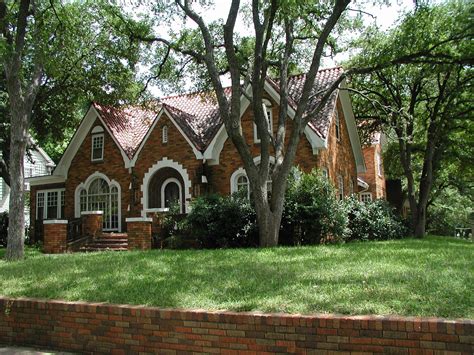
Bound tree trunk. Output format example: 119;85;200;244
413;205;426;238
6;108;27;261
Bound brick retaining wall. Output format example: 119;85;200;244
0;297;472;354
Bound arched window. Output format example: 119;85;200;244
236;174;250;199
162;125;168;143
161;178;181;210
76;176;120;231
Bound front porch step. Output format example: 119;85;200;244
79;233;128;252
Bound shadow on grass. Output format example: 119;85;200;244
0;236;472;318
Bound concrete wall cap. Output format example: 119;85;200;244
81;211;103;215
43;219;68;224
126;217;153;223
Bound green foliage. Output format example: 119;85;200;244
281;168;348;245
427;188;473;236
184;192;258;249
344;197;406;242
0;0;146;164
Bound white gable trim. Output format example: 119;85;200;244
54;105;131;178
203;80;328;164
140;157;192;216
129;109;203;168
339;79;366;173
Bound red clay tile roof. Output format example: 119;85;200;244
92;67;343;158
271;67;343;139
93;102;158;159
160;87;231;150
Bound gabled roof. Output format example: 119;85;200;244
272;67;342;139
92;102;158;159
160;87;232;150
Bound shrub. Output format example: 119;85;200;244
281;168;348;245
185;192;258;248
0;212;7;247
344;196;406;242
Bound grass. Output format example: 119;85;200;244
0;236;472;319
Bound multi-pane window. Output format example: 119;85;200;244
91;134;104;161
361;192;372;203
236;175;249;198
338;175;344;200
162;125;168;143
36;189;64;220
78;178;120;231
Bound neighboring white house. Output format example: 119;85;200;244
0;137;55;225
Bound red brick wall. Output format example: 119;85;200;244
132;113;203;215
43;223;67;253
210;97;357;196
64;119;130;228
0;297;472;354
316;99;357;196
127;220;152;250
359;144;386;199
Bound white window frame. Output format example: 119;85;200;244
360;192;373;203
91;133;104;161
254;99;273;143
321;167;329;180
161;177;182;212
338;175;344;200
349;179;354;195
36;188;65;220
162;125;168;144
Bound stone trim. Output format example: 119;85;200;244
0;297;472;354
80;211;103;215
125;217;152;223
42;219;68;224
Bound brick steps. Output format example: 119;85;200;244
79;233;128;252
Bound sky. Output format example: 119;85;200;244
130;0;417;97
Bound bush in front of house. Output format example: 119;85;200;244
344;196;406;242
185;192;259;248
280;168;349;245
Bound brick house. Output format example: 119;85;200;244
357;132;386;202
27;67;366;240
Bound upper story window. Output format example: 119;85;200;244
335;110;341;141
91;126;104;161
376;152;383;177
254;99;273;143
162;125;168;144
338;175;344;200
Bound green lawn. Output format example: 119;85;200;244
0;236;472;319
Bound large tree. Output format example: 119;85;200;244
126;0;471;246
0;0;143;260
349;1;473;237
124;0;366;246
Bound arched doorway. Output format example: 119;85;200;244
147;168;184;212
